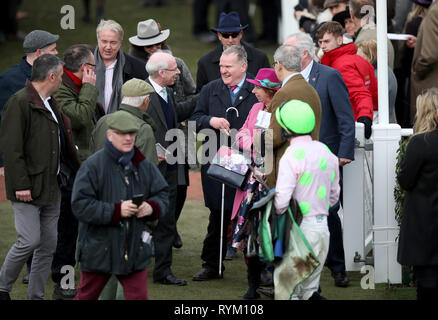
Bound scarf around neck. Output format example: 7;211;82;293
94;47;126;114
105;138;134;168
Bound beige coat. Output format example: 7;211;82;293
410;2;438;123
264;74;322;189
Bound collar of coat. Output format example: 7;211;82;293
211;41;254;63
320;42;357;67
62;67;82;92
119;104;157;131
105;144;145;167
25;80;60;111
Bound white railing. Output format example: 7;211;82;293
343;123;412;283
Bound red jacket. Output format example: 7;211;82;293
321;43;378;120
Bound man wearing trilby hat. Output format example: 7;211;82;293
196;11;270;93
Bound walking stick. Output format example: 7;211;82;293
219;183;225;277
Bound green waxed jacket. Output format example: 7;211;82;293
89;104;158;165
54;71;105;161
0;81;80;205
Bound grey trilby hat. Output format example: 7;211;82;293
129;19;170;47
23;30;59;53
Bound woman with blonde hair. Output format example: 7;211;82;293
397;87;438;300
357;39;398;123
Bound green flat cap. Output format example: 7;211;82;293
107;111;140;133
122;78;155;97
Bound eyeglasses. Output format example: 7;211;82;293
220;32;240;39
272;61;278;68
164;67;179;72
85;62;96;68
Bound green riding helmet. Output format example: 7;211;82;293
275;99;316;135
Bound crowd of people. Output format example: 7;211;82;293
0;0;437;301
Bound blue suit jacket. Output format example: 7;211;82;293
308;61;355;160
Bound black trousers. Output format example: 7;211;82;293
51;188;78;284
193;0;214;35
325;167;346;273
201;208;232;272
414;266;438;300
258;0;281;41
153;168;178;281
175;184;187;226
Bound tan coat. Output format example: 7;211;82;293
410;2;438;123
264;74;322;189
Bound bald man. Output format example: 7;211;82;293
145;51;196;286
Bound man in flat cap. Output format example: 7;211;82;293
90;78;158;164
72;111;169;300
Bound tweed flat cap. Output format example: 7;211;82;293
122;78;155;97
23;30;59;53
107;111;140;133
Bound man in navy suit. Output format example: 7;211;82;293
284;33;355;289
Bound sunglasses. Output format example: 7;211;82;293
220;32;240;39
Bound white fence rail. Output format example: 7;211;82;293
343;123;412;284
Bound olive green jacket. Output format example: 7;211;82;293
54;71;104;161
89;104;158;165
0;81;80;205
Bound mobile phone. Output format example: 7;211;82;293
132;194;144;207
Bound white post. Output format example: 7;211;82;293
343;123;365;271
376;0;389;125
372;124;402;284
372;0;402;284
279;0;299;44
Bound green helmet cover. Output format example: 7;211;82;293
275;99;316;135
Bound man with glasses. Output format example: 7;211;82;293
95;19;147;115
196;11;269;93
263;44;322;190
50;44;105;300
145;51;196;286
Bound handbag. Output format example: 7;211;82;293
206;146;251;190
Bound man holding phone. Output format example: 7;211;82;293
72;111;169;300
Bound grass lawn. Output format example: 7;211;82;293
0;0;416;303
0;199;416;300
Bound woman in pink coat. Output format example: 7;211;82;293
227;68;280;299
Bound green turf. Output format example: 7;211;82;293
0;200;416;300
0;0;416;301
